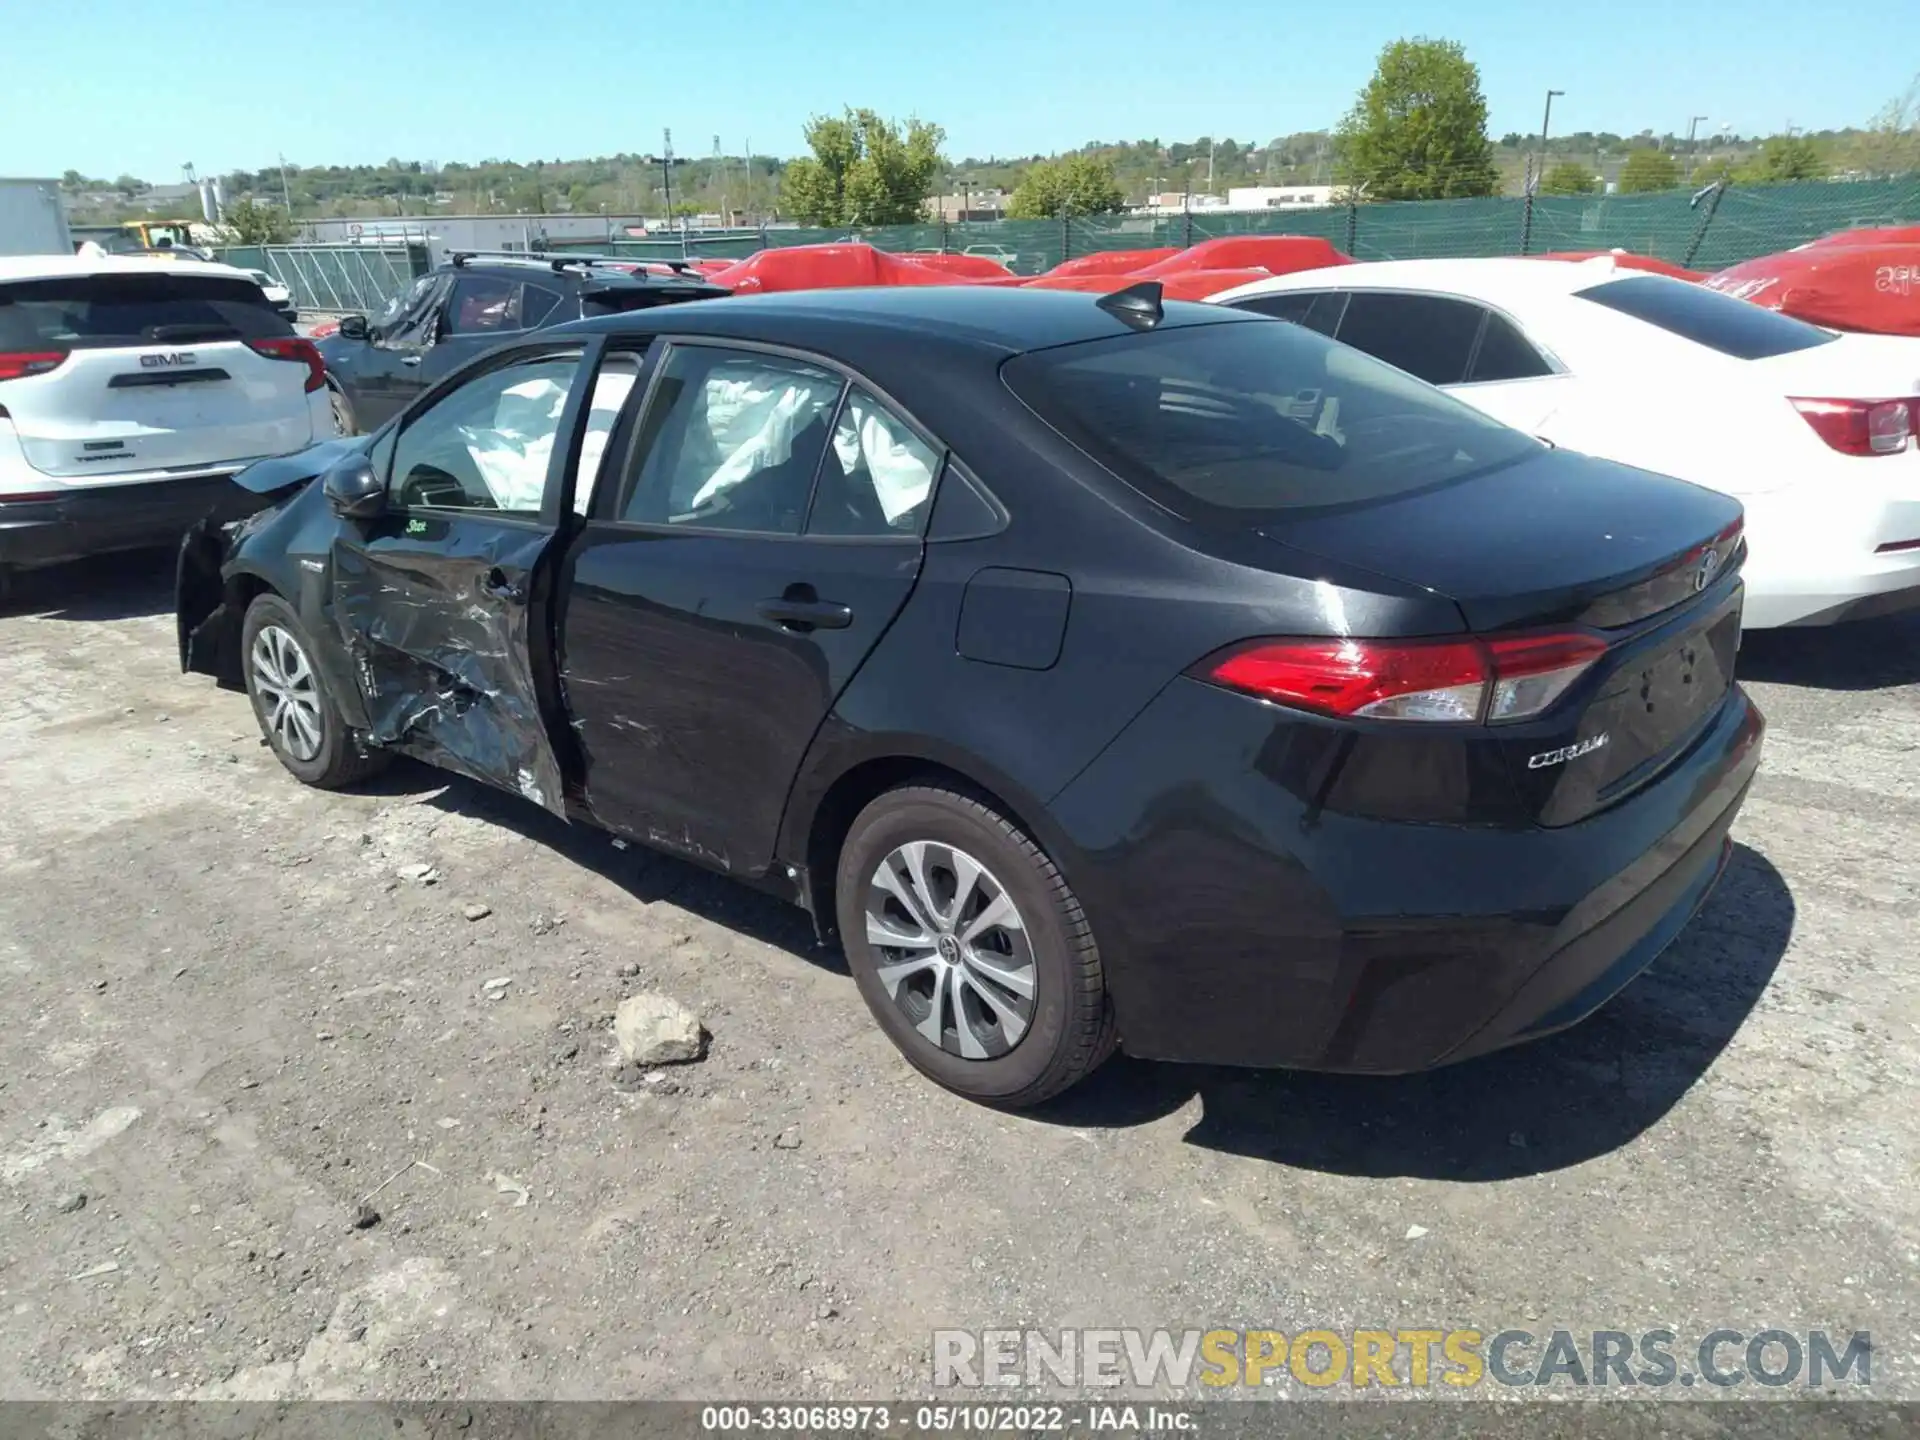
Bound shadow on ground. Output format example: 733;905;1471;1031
1;548;177;623
1032;842;1794;1181
419;769;834;971
1737;613;1920;691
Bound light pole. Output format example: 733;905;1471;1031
1537;89;1564;179
1685;115;1708;181
1520;88;1563;255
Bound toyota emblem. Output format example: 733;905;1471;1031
1695;548;1722;592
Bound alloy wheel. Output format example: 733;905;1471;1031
251;624;324;762
864;841;1036;1060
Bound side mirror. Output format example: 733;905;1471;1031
337;314;371;341
322;456;386;520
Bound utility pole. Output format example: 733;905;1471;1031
1208;138;1216;194
277;153;294;215
714;136;726;227
743;137;752;223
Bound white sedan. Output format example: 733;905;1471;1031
1211;257;1920;628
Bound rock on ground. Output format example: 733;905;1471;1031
613;992;706;1065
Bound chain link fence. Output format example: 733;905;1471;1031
238;175;1920;315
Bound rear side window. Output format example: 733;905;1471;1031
1333;292;1483;385
0;272;291;350
1004;317;1537;522
1576;274;1836;359
1466;312;1554;383
1233;291;1347;337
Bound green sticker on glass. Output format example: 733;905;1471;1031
405;518;427;536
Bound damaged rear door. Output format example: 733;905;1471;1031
328;337;606;814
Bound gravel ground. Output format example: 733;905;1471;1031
0;550;1914;1408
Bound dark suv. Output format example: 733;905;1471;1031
316;253;726;434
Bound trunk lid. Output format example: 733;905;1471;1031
0;268;313;481
1261;446;1747;824
1748;331;1920;396
1257;446;1743;632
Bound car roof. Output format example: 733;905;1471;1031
0;253;260;284
1215;255;1639;305
554;283;1255;357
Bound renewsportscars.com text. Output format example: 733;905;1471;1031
933;1327;1873;1391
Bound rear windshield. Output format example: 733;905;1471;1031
580;286;712;318
1575;274;1835;359
0;272;290;351
1002;316;1538;521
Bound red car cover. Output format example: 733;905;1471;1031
1805;226;1920;249
1023;269;1279;303
897;252;1014;278
1134;235;1353;277
1043;248;1181;279
1704;244;1920;336
1535;250;1704;281
703;244;961;293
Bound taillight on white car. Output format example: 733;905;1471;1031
1789;396;1919;456
1199;632;1609;724
246;336;327;393
0;351;69;382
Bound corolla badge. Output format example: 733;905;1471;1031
1528;733;1610;770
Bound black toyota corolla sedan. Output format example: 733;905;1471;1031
175;283;1763;1107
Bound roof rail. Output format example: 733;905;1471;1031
447;249;709;276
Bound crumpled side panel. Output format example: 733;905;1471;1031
331;528;567;817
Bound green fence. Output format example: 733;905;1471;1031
245;174;1920;315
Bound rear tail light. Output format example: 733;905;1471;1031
1790;396;1918;456
247;336;327;393
1200;631;1609;724
0;350;69;381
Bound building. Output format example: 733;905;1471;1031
1224;185;1337;210
926;189;1010;222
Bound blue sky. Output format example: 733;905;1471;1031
4;0;1911;179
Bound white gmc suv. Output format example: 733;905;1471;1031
0;255;330;598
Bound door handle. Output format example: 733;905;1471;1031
480;567;525;603
757;597;853;631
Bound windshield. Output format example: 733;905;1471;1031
1002;316;1539;522
1575;274;1836;359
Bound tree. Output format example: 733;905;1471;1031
1006;154;1126;218
1616;148;1679;193
781;108;944;227
1741;135;1826;183
1539;162;1597;196
1332;38;1498;199
1860;74;1920;176
222;195;292;245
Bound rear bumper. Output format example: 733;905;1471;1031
1047;677;1765;1073
0;475;272;570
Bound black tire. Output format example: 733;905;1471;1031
240;592;388;789
836;784;1115;1107
327;382;357;437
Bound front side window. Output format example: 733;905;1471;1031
1333;292;1484;386
388;352;580;514
1003;316;1538;524
808;387;942;537
618;346;845;535
1576;274;1836;360
374;273;442;340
